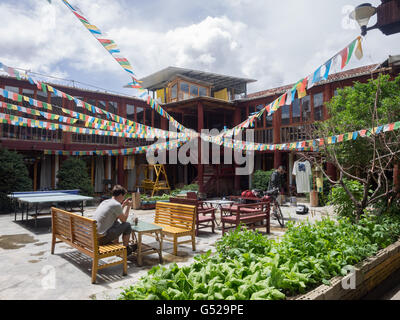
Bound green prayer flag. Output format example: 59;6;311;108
346;39;357;65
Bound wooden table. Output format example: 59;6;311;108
130;220;163;266
203;200;235;227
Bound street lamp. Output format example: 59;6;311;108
350;0;400;36
350;3;377;36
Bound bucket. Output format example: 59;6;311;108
290;197;297;207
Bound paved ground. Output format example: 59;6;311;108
0;200;333;300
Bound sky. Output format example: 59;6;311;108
0;0;399;97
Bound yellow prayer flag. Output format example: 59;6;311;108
355;37;363;60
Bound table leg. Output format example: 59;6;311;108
155;231;163;264
35;203;38;228
137;233;143;266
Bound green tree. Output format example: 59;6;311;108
0;149;32;213
57;158;94;196
304;74;400;220
252;170;273;191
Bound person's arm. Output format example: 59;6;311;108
118;199;132;223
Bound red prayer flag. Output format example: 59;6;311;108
279;93;287;107
340;47;349;69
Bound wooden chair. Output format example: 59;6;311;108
169;197;216;236
220;202;270;235
154;202;196;256
51;207;127;284
186;192;198;200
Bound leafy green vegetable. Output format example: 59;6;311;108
119;214;400;301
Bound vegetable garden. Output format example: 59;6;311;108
119;213;400;300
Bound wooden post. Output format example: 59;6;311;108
197;101;204;195
33;160;38;191
91;157;95;186
273;98;282;169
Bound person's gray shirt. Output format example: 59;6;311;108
94;198;123;235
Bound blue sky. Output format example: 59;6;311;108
0;0;399;96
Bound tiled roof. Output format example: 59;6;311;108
247;64;379;99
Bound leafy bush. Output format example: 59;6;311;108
0;149;32;213
328;179;365;220
318;176;331;207
252;170;273;191
57;158;94;196
182;184;199;191
119;214;400;300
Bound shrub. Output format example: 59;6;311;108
0;149;32;213
328;179;365;220
252;170;273;191
57;158;94;196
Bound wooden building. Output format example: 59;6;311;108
1;56;399;196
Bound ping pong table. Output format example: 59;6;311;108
9;191;93;228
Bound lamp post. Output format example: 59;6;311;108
350;0;400;36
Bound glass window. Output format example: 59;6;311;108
109;101;118;115
199;87;207;97
180;82;189;93
281;105;290;125
171;84;177;99
22;88;34;97
127;104;135;117
190;85;198;97
266;115;273;128
36;88;48;101
256;105;264;112
314;93;324;121
301;96;311;122
4;86;19;93
145;108;152;126
98;100;106;111
292;98;301;123
136;106;144;124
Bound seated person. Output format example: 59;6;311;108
94;185;135;255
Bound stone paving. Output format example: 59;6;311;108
0;199;333;300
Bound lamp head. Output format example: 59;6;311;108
350;3;377;35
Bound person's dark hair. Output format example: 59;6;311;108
278;165;286;171
112;185;127;197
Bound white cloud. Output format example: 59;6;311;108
0;0;399;95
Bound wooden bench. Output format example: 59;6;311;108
169;197;216;236
154;202;196;256
51;207;127;284
221;202;270;235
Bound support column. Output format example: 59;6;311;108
326;162;337;182
54;155;59;188
197;101;204;195
33;160;38;191
273;101;282;169
118;155;124;187
234;108;241;191
323;83;333;120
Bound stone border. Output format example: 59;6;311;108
293;238;400;300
